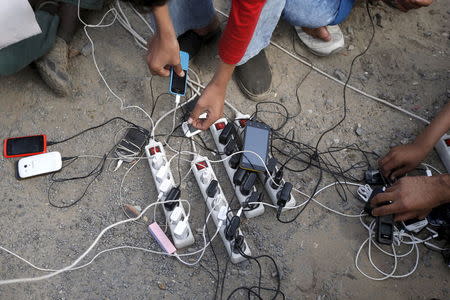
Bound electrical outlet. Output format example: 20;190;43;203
191;155;251;263
209;118;265;218
145;139;194;249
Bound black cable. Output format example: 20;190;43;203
47;117;141;146
203;205;220;300
220;257;231;300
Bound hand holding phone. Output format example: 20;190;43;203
169;51;189;96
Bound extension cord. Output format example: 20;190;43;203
144;139;194;249
209;118;265;218
234;115;296;211
191;155;251;263
434;134;450;173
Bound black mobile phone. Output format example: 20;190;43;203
3;135;47;158
427;203;450;227
239;121;271;172
170;72;187;95
116;127;149;160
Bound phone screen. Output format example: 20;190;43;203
171;71;187;95
240;122;270;172
6;135;45;155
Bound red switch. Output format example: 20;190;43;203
195;161;208;170
239;119;248;128
215;122;225;130
445;139;450;147
150;146;161;155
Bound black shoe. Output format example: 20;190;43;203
178;28;222;60
235;50;272;101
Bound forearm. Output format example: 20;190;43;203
437;174;450;205
210;62;235;90
152;4;176;37
414;102;450;152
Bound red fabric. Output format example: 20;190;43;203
218;0;267;65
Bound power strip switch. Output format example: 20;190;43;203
234;116;296;212
435;134;450;173
145;139;194;249
191;155;251;263
209;118;265;218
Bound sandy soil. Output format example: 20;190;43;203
0;0;449;299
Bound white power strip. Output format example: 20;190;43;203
209;118;265;218
234;116;296;211
144;139;195;249
191;155;251;263
435;134;450;173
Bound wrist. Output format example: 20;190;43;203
434;174;450;206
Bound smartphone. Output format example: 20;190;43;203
239;121;271;172
3;135;47;158
169;51;189;96
116;127;149;162
17;151;62;179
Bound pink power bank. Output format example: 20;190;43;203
148;222;177;254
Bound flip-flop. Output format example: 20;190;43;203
295;25;344;57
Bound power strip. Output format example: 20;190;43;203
144;139;195;249
435;134;450;173
209;118;265;218
191;155;251;263
234;115;296;211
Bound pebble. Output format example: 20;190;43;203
347;45;355;51
412;81;419;86
158;282;167;290
355;124;364;136
423;31;432;37
196;228;204;235
333;69;347;82
81;43;92;56
400;138;410;145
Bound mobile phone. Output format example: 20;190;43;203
427;203;450;227
16;151;62;179
239;121;271;172
116;127;149;162
3;135;47;158
169;51;189;96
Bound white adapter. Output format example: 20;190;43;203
435;134;450;173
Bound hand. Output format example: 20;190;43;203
371;176;447;221
378;143;427;180
189;82;226;131
147;32;184;77
383;0;433;12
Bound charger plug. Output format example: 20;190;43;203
271;168;283;189
277;182;293;208
170;206;183;223
152;153;165;170
156;165;168;182
206;180;219;198
225;214;241;241
240;172;256;196
174;220;188;239
164;186;181;210
159;180;173;196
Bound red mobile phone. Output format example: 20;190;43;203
3;135;47;158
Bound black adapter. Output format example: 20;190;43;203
271;168;284;189
277;182;293;208
240;172;256;196
164;187;181;210
206;180;219;198
244;191;262;209
219;123;235;145
233;168;247;186
224;138;237;156
232;235;246;254
229;153;242;169
266;157;278;178
225;216;241;241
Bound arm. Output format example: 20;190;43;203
147;4;184;77
379;102;450;179
190;0;266;130
372;174;450;221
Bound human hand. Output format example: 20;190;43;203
371;176;447;221
382;0;433;12
189;82;225;131
378;143;428;180
147;32;184;77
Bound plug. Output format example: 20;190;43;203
244;191;262;210
152;153;165;170
219;123;235;145
170;206;183;223
233;168;247;186
266;157;277;178
217;206;228;227
206;180;219;198
225;215;241;241
213;194;226;211
164;187;181;210
240;172;256;196
174;220;188;239
271;168;283;189
156;165;169;183
224;138;237;156
200;169;212;184
232;235;246;254
277;182;293;208
229;153;242;169
159;180;173;196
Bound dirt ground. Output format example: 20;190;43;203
0;0;449;299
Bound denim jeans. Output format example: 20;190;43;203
158;0;354;65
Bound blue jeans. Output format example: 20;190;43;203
158;0;354;65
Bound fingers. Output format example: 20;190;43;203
371;192;395;207
412;0;432;6
151;67;170;77
190;103;209;131
372;201;402;217
390;167;409;180
173;64;185;77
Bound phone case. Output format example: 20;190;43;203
17;151;62;179
169;51;189;96
3;135;47;158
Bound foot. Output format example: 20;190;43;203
235;50;272;102
295;25;344;56
178;17;221;59
36;36;71;97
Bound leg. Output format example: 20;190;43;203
57;3;79;43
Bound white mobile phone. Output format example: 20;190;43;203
17;151;62;179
